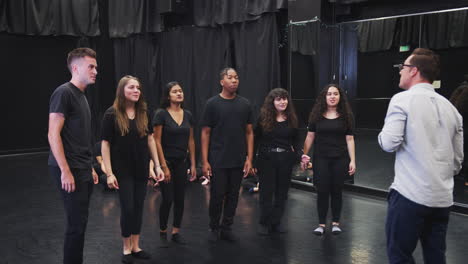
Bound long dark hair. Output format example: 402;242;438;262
160;81;184;109
308;84;354;130
259;88;298;132
112;75;148;137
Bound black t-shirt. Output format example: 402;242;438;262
201;95;254;168
101;107;153;180
254;120;302;161
152;108;194;159
308;116;354;158
48;82;93;170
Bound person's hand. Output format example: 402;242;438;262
61;169;75;193
156;166;165;182
251;168;257;176
189;165;197;182
243;160;252;178
92;169;99;184
107;174;119;190
202;162;212;179
349;160;356;175
301;154;311;170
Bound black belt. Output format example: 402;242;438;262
266;147;289;153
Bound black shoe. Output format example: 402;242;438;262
208;229;219;242
257;224;269;236
131;250;151;259
160;232;170;248
122;254;133;264
220;230;237;242
271;223;287;234
171;233;187;244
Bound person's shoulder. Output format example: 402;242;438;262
236;95;250;103
206;95;220;103
104;106;116;115
52;82;73;95
184;109;193;117
154;108;168;116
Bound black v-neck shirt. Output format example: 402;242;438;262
152;108;194;159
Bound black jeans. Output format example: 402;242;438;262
313;156;348;224
159;157;188;230
209;167;243;231
386;190;450;264
50;166;93;264
118;176;147;237
257;151;294;226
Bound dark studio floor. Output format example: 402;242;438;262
1;153;468;264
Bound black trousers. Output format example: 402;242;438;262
313;156;348;224
257;151;294;226
159;157;188;230
118;176;147;237
50;166;93;264
209;167;243;230
386;190;450;264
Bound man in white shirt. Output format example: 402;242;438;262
378;48;463;264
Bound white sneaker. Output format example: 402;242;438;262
332;225;342;235
313;226;325;236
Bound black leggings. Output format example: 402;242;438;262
118;176;147;238
159;158;188;230
313;156;348;224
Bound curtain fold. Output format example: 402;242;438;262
358;19;396;52
290;22;319;56
1;0;100;36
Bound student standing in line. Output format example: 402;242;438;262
101;75;164;264
153;81;197;246
301;84;356;236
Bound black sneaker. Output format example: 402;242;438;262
220;230;237;242
171;233;187;244
121;254;133;264
257;224;269;236
159;232;170;248
131;250;151;259
208;229;219;242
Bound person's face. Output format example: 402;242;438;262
273;97;288;113
220;69;239;93
124;79;141;103
326;87;340;107
73;56;98;85
168;85;184;104
399;55;417;90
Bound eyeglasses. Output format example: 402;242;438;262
393;64;416;71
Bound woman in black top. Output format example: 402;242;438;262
101;75;164;263
254;88;300;235
301;84;356;236
153;82;196;245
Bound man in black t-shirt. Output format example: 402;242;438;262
48;48;99;264
201;68;254;242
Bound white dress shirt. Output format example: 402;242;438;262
378;83;463;207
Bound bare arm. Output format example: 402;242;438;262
243;124;254;177
101;140;119;189
346;135;356;175
96;156;107;174
201;126;212;177
148;133;164;181
48;113;75;192
188;127;197;180
153;125;169;182
301;131;316;170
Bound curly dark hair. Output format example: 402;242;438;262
450;81;468;116
259;88;298;132
308;84;354;130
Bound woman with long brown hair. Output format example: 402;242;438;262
101;75;164;263
301;84;355;236
254;88;300;235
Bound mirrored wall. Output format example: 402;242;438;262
290;9;468;205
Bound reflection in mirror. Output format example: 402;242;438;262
338;9;468;204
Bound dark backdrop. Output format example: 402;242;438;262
0;0;286;154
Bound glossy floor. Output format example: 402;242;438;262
1;153;467;264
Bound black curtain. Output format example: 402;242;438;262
0;0;100;36
290;22;319;56
357;18;396;52
108;0;162;38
